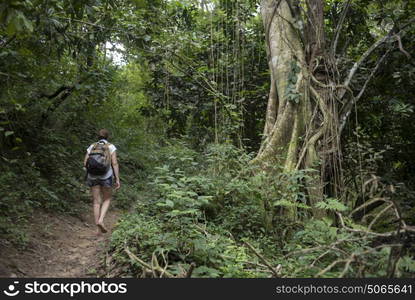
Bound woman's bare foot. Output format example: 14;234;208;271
97;221;108;233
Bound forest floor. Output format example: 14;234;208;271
0;203;120;278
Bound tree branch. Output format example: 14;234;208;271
124;247;174;278
337;212;415;237
338;29;394;100
339;18;414;101
395;34;411;59
330;0;352;56
39;85;73;100
244;241;282;277
349;197;388;217
339;49;391;133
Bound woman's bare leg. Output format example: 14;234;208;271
91;186;102;235
97;186;112;232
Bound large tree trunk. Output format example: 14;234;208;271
254;0;340;219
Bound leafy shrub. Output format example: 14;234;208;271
0;163;42;246
109;142;324;277
110;206;264;278
281;217;415;277
109;140;415;278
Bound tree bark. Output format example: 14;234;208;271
255;0;308;169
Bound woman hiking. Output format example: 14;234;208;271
83;129;120;236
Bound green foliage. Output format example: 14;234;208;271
0;168;35;245
315;198;348;212
109;142;337;277
108;142;263;277
134;0;268;147
281;218;403;278
110;204;262;278
109;138;415;278
1;0;414;279
0;0;34;36
397;256;415;275
0;125;90;245
0;0;163;244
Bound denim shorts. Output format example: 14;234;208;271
86;176;113;187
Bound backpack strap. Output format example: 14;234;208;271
89;141;112;158
89;142;98;152
90;142;106;155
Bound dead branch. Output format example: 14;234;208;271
284;236;361;259
316;259;348;277
310;250;331;268
339;255;356;278
151;252;160;278
318;243;402;278
124;247;200;278
388;197;407;228
337;212;415;237
362;175;380;196
289;241;354;277
349;197;388;217
124;247;174;278
368;204;393;230
244;241;281;277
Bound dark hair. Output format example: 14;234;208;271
98;128;110;140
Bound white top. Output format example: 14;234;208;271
86;139;117;180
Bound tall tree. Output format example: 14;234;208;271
254;0;413;218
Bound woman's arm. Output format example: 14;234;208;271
83;153;89;168
111;151;120;190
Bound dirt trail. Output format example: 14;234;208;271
0;206;120;278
